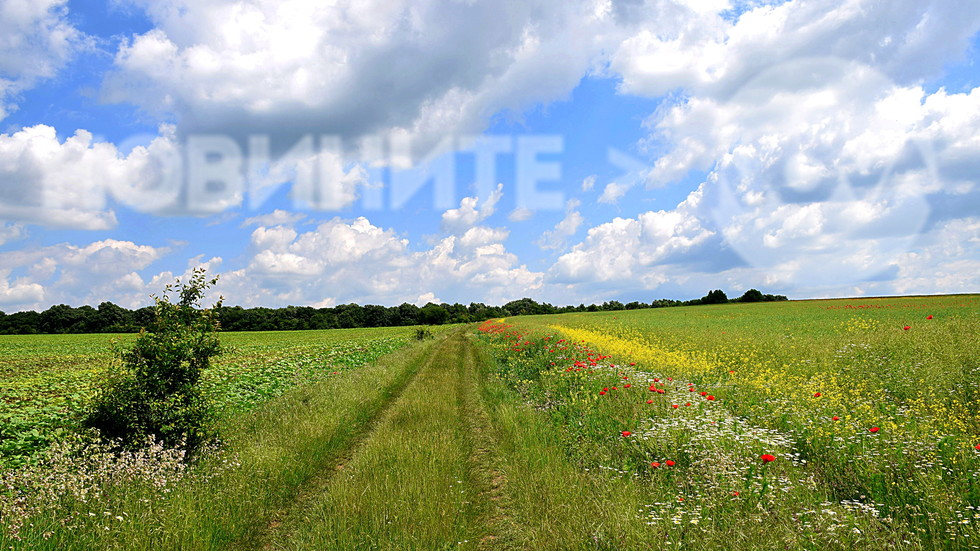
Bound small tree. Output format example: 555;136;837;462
83;269;222;453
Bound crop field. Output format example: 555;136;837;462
0;327;420;468
1;295;979;550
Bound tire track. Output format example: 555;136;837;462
245;332;449;550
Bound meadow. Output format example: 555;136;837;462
1;294;978;549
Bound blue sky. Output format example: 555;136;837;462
1;0;979;311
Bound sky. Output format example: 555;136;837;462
1;0;979;312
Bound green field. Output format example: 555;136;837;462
2;295;979;549
0;327;420;468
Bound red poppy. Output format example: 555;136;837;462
685;402;692;406
665;460;675;466
903;326;911;331
975;444;980;450
651;462;660;468
630;362;636;366
813;392;821;397
707;395;715;401
621;431;632;437
761;454;776;462
653;378;660;382
672;404;679;409
732;491;740;497
832;416;839;421
624;384;632;388
599;391;606;395
612;386;618;390
603;388;609;392
700;391;707;396
926;315;933;319
869;427;880;433
647;399;654;404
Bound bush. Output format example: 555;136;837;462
83;269;222;454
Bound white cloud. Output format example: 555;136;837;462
0;0;85;119
552;190;714;288
0;238;171;311
441;183;504;234
0;124;189;228
598;181;631;204
241;209;306;228
538;198;584;250
609;0;980;99
581;174;597;191
508;207;534;222
229;214;541;307
104;0;612;155
0;223;25;245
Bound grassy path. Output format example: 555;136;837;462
263;328;499;549
261;327;655;550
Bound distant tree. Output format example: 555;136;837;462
97;301;130;332
700;290;729;305
419;303;450;325
738;289;765;303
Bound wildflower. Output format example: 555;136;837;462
903;326;911;331
761;454;776;462
706;395;715;401
926;315;933;319
624;384;632;388
672;404;679;409
666;460;676;466
869;427;880;433
813;392;822;397
647;400;654;404
599;391;606;395
700;391;707;396
651;462;661;468
832;416;840;421
975;444;980;450
732;491;740;497
685;402;692;406
621;431;632;437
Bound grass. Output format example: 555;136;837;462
2;295;979;549
475;294;980;548
1;330;439;549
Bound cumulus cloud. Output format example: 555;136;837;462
0;124;191;228
441;183;504;234
537;199;584;250
0;223;25;245
232;215;540;307
0;238;170;311
609;0;980;99
551;190;714;289
0;0;85;119
103;0;611;152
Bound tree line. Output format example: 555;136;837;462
0;288;786;335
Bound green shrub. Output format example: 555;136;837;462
83;269;222;454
